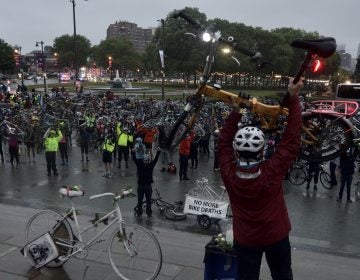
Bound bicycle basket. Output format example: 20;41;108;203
20;233;59;269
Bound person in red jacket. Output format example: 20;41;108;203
218;78;302;280
178;130;195;181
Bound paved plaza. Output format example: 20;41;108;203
0;142;360;279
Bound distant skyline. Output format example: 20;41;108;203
2;0;359;58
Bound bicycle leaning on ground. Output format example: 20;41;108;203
135;188;187;221
22;186;162;280
288;159;332;189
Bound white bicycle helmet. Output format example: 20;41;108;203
233;126;265;153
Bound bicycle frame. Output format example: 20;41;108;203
58;194;134;260
169;10;345;163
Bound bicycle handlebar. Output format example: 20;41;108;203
90;193;115;200
90;189;134;200
173;9;260;60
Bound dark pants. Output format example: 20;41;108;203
234;236;293;280
80;142;89;155
45;151;57;175
330;162;337;185
338;174;353;200
118;146;129;164
190;150;198;168
214;151;219;170
137;184;152;216
179;154;189;178
9;146;19;166
0;141;4;161
59;142;68;163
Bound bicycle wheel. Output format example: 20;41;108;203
163;207;187;221
288;167;307;186
320;171;333;190
109;223;162;280
299;113;353;163
355;182;360;201
25;210;74;267
197;215;212;229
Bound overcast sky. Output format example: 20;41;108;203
3;0;360;58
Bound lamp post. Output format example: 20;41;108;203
108;56;113;80
157;19;165;100
14;47;24;88
54;53;60;83
36;41;47;93
69;0;78;81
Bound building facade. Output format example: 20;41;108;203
106;21;153;53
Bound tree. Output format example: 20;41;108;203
53;34;91;69
92;38;142;75
0;39;15;74
352;55;360;82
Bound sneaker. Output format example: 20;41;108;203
183;176;190;181
336;197;341;202
314;185;318;190
108;173;112;178
306;185;310;190
347;199;353;203
54;173;59;176
125;162;129;169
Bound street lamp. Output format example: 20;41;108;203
36;41;47;93
69;0;88;82
108;56;113;79
54;53;61;82
157;19;165;100
14;47;24;87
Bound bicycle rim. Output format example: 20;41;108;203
320;171;332;189
288;167;307;186
163;208;187;221
299;113;353;163
25;210;74;267
109;224;162;280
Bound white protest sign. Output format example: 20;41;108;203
184;195;229;219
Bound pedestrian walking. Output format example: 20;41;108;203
329;157;339;187
102;133;116;178
44;128;62;176
59;125;69;166
132;149;161;218
306;161;320;190
189;137;199;169
0;129;4;163
78;125;90;162
178;131;195;181
8;133;20;168
116;125;133;168
213;129;220;171
337;147;356;203
218;78;302;280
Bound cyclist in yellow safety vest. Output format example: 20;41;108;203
44;129;62;176
84;113;96;129
102;134;116;178
116;125;133;168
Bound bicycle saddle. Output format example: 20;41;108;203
290;37;336;58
